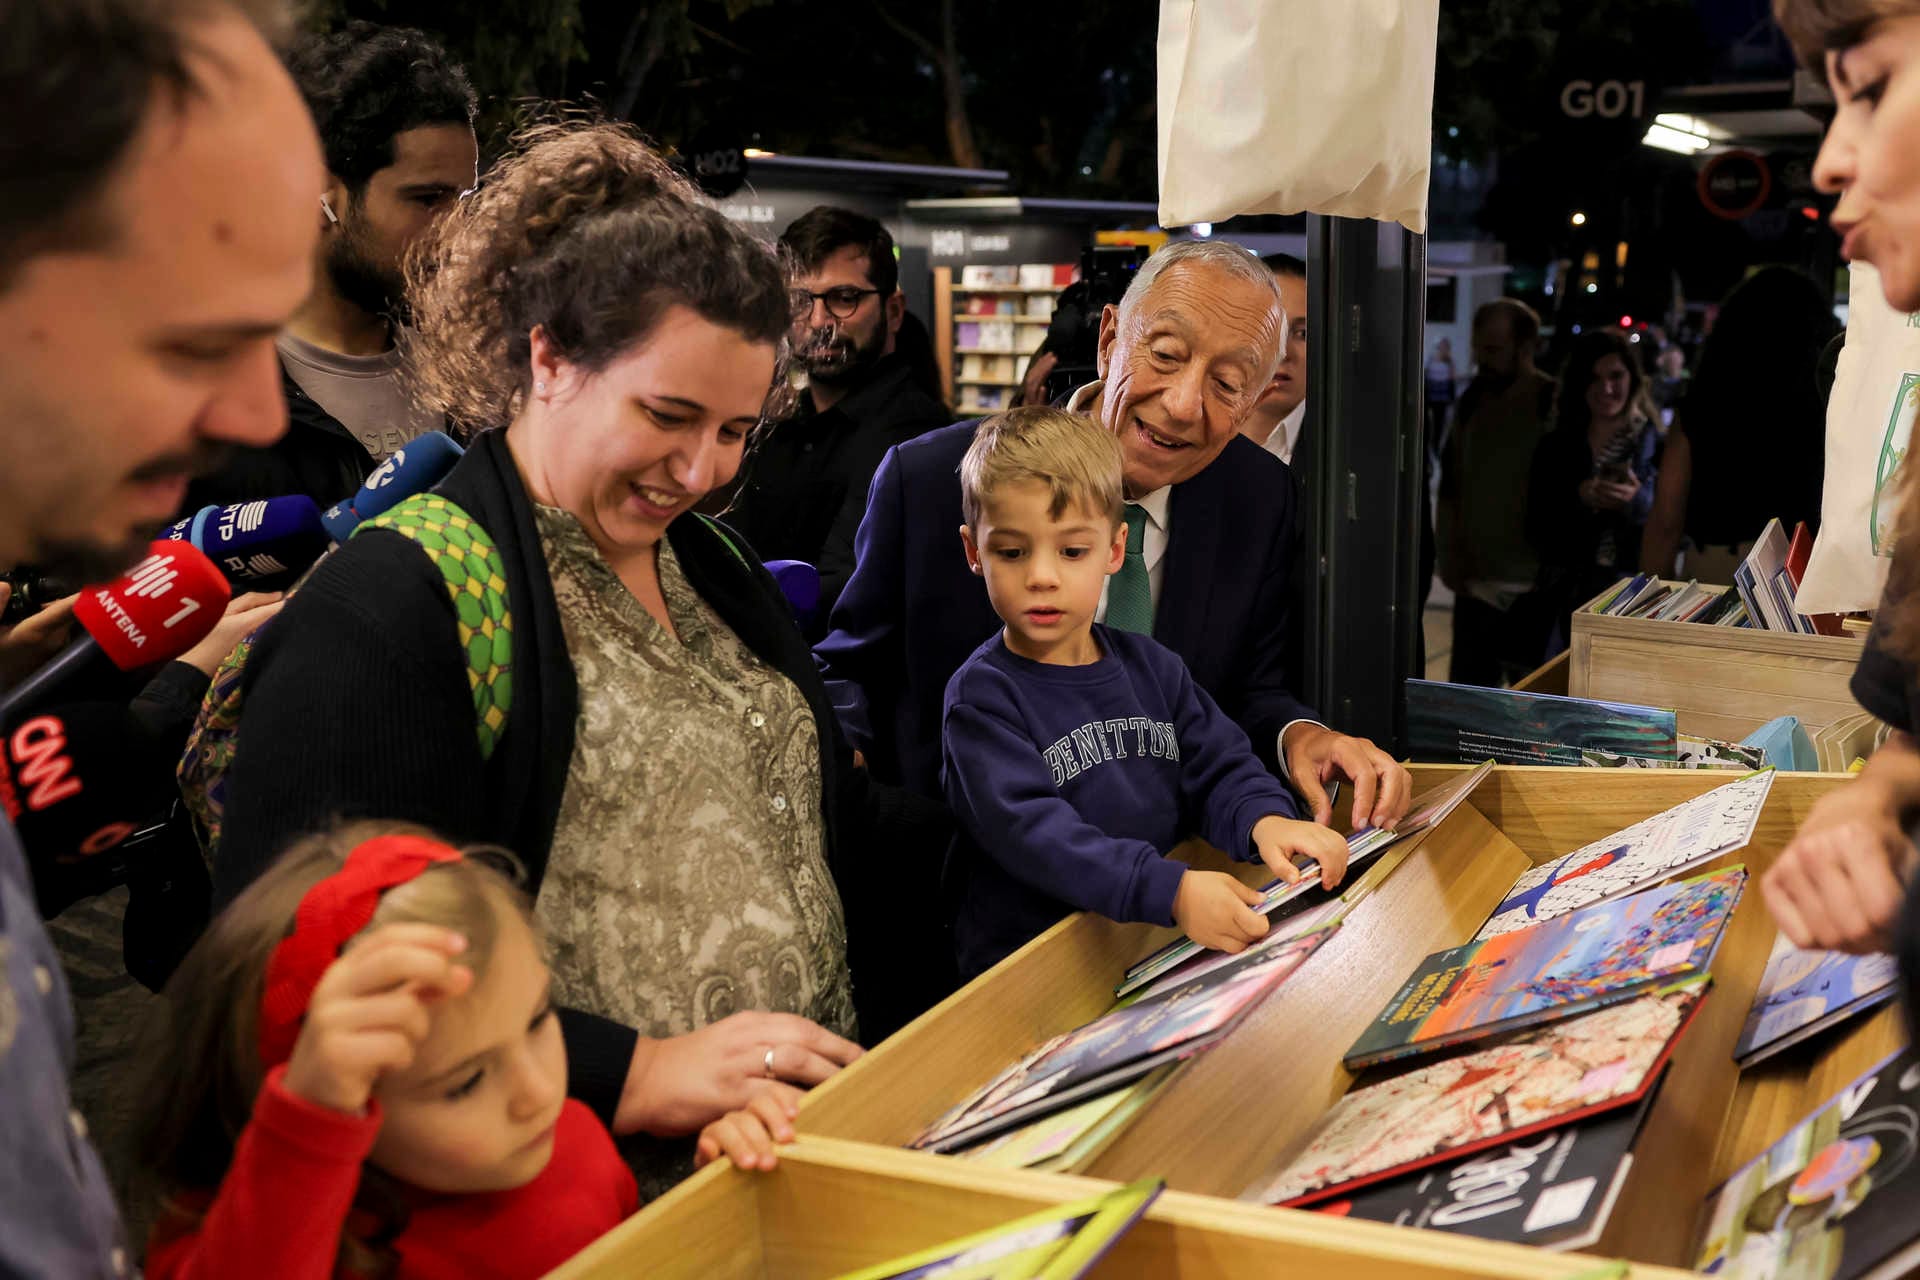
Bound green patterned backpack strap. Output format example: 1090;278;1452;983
697;514;752;572
356;494;513;759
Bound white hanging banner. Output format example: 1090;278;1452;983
1799;261;1920;614
1156;0;1439;233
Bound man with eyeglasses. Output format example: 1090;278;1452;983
725;205;952;631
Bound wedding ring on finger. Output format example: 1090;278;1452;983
763;1045;777;1079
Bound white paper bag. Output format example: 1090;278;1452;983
1156;0;1439;233
1798;262;1920;614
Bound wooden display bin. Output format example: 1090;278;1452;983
556;767;1904;1278
554;1135;1685;1279
1568;582;1866;742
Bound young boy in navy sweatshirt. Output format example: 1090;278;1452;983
942;407;1349;978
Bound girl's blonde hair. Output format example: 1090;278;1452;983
131;821;537;1277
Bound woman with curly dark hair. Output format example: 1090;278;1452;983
1762;0;1920;958
209;123;941;1197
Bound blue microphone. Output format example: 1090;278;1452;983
190;495;331;586
321;431;465;541
765;560;822;622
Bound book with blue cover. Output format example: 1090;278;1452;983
1733;934;1899;1067
1405;680;1677;767
1343;867;1745;1072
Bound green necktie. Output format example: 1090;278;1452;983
1106;504;1153;634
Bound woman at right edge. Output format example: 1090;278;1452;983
1765;0;1920;965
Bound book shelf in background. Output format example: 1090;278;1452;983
933;263;1070;415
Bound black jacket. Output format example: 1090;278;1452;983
725;356;952;629
180;363;376;514
215;428;945;1123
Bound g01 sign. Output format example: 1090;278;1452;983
1561;79;1647;119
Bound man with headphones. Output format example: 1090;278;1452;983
184;22;477;513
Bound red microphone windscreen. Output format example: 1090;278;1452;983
71;542;232;671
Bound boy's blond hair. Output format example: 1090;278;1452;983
960;406;1124;530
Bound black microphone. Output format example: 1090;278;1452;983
0;702;178;915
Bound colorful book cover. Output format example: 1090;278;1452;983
1733;935;1899;1068
955;1064;1179;1173
1118;761;1496;996
1475;770;1774;940
1257;979;1708;1207
915;926;1334;1155
1343;867;1744;1071
828;1177;1164;1280
1580;735;1771;771
1313;1066;1669;1251
1405;680;1678;767
1696;1045;1920;1280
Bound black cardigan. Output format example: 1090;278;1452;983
215;428;947;1122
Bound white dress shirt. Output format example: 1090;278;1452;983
1263;401;1307;465
1063;381;1325;780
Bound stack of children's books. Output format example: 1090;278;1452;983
1593;573;1753;627
909;764;1497;1174
1231;769;1781;1253
1590;517;1854;635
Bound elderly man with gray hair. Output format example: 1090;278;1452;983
818;240;1408;936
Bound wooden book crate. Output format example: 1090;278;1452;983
1568;582;1865;742
552;768;1902;1279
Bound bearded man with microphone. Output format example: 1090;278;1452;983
0;1;324;1273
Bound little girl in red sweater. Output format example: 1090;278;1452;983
132;822;793;1278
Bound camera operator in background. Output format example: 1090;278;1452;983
1014;245;1149;409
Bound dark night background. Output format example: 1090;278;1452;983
308;0;1837;325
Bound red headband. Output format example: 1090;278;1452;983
257;834;464;1069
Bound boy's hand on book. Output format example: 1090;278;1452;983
1173;871;1269;953
1252;816;1351;890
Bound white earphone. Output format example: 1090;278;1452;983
319;193;338;225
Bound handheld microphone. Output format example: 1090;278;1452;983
321;431;465;541
0;702;173;865
188;495;330;586
0;543;231;722
0;702;183;918
765;559;822;624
